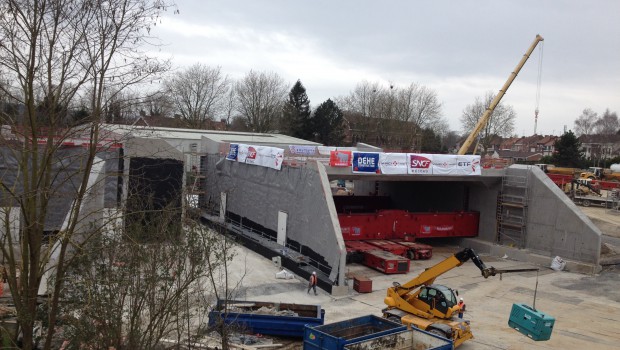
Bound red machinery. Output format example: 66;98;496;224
547;173;574;188
344;241;379;264
365;240;409;257
389;240;433;260
363;250;410;274
593;179;620;190
339;210;479;240
344;241;378;253
340;210;478;273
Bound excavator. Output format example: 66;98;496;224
383;248;538;347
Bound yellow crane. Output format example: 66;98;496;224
458;34;544;155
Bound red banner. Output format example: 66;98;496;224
330;150;352;167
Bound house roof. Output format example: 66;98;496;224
500;137;520;150
495;150;543;161
578;134;620;144
536;135;558;145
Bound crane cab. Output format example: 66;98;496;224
418;285;458;315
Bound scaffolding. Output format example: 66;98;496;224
497;169;530;248
184;152;207;215
607;189;620;213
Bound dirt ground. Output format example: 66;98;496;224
580;205;620;239
225;243;620;350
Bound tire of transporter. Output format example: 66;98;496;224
582;199;591;207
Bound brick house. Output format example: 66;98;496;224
578;134;620;160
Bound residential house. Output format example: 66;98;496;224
499;137;520;151
491;150;543;164
578;134;620;160
535;135;558;156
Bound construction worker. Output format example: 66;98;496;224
457;297;466;318
307;271;318;295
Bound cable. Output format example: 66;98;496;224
534;42;544;134
533;269;539;310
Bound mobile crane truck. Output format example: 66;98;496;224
383;248;538;347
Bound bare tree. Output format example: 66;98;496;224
166;64;230;129
337;80;383;119
394;83;445;149
141;91;175;118
222;87;237;127
56;209;228;350
335;80;383;143
574;108;598;136
0;1;175;349
235;70;287;132
460;91;515;154
338;81;445;150
594;108;619;135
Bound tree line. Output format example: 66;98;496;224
574;108;620;136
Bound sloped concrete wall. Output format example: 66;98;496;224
522;165;601;265
204;157;344;282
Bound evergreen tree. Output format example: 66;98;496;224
552;130;584;167
281;80;311;138
312;99;345;145
420;127;442;153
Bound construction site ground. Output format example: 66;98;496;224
228;239;620;350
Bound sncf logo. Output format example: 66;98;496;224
247;147;257;159
410;155;431;168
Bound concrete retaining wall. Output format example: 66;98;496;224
523;165;601;265
464;165;601;273
204;157;345;282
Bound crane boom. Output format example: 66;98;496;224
458;34;544;155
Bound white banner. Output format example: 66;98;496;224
431;154;458;175
379;153;408;174
456;155;482;175
407;153;434;175
237;144;284;170
288;145;317;156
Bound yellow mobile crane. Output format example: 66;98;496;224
458;34;544;155
383;248;538;347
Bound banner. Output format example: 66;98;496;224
319;146;356;156
226;143;238;161
237;144;284;170
407;153;433;175
431;154;458;175
288;145;317;156
379;153;408;174
456;155;481;175
330;150;352;167
237;144;250;163
352;152;380;174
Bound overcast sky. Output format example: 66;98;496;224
150;0;620;137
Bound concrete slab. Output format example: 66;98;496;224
462;238;602;274
224;241;620;349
